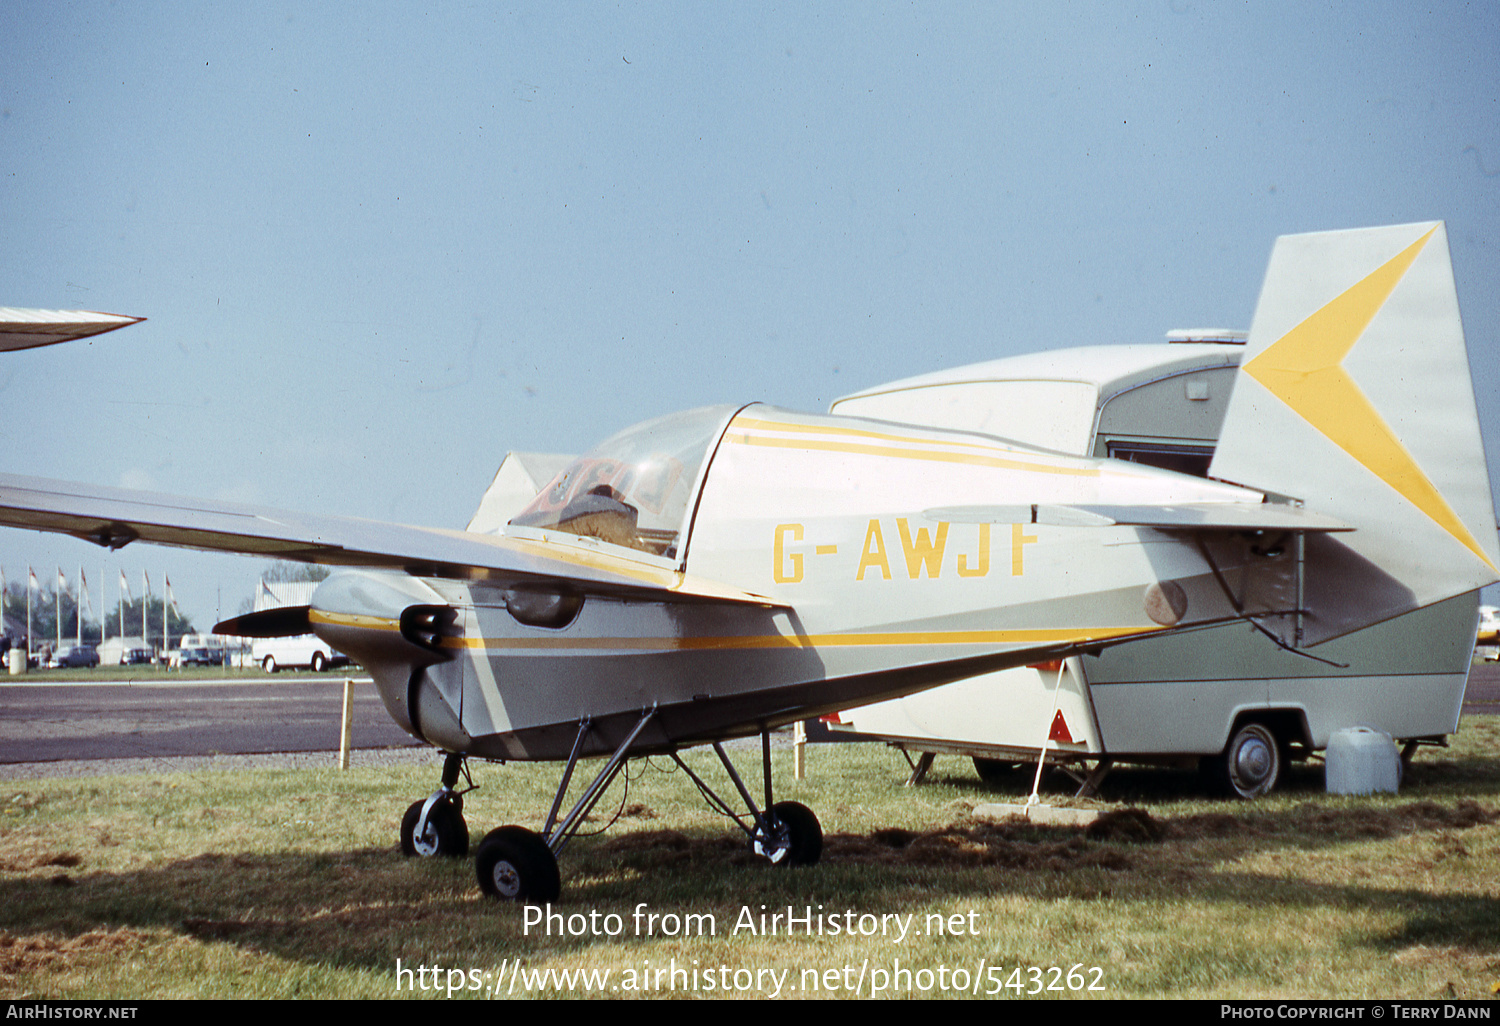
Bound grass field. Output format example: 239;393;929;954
3;720;1500;1000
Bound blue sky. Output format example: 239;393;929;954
2;1;1498;626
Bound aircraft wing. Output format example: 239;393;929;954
0;309;145;352
0;472;779;607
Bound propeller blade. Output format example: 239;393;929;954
214;605;312;638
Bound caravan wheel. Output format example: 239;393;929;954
1205;723;1282;800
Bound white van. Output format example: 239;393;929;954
247;579;351;673
253;635;347;673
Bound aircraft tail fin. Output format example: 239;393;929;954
1208;221;1499;644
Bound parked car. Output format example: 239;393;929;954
49;645;99;669
170;645;222;668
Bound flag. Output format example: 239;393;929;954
166;576;181;617
28;567;37;591
120;570;131;602
80;571;93;616
57;568;67;594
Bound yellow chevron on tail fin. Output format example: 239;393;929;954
1210;222;1499;643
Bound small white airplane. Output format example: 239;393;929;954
2;222;1495;903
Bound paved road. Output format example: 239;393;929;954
1463;661;1500;714
2;665;1497;765
0;676;421;763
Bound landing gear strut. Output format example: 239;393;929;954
401;712;823;904
669;731;823;867
475;709;659;905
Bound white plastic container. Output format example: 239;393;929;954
1325;726;1401;795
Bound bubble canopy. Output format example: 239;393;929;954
508;404;742;561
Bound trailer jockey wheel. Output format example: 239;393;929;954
1205;722;1283;800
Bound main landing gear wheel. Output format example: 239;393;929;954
751;801;823;867
476;826;560;903
400;797;469;858
262;654;277;673
1204;722;1283;800
310;652;327;673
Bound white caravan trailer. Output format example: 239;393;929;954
826;333;1482;798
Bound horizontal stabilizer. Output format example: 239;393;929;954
925;502;1350;532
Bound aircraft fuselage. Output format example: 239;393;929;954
308;405;1282;760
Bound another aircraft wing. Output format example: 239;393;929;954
0;472;780;607
0;309;145;352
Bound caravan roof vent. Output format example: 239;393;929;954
1166;328;1247;345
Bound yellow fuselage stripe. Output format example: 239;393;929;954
311;607;1159;652
725;428;1100;478
310;609;399;631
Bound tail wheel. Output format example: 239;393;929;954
752;801;822;866
476;826;560;903
1205;722;1283;799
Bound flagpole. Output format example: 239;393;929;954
55;568;61;652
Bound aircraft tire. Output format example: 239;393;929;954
311;652;327;673
400;798;469;858
476;825;560;903
753;801;822;867
1203;722;1283;800
262;655;277;674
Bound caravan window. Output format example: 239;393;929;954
1105;441;1215;477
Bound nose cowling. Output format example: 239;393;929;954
310;570;468;746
